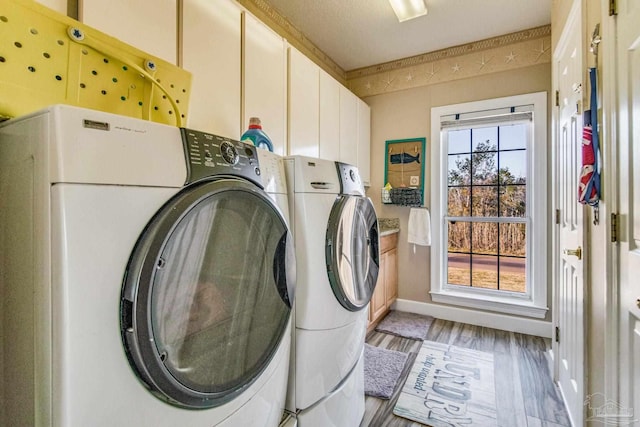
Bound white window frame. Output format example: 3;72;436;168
430;92;548;318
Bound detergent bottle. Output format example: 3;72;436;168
241;117;274;152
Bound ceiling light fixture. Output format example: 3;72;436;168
388;0;428;22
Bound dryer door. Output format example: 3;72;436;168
120;178;295;409
325;195;379;311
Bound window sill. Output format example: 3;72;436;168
430;290;548;319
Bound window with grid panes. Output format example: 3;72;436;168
430;92;547;318
446;123;528;293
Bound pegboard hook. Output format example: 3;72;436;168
144;60;157;73
67;27;85;41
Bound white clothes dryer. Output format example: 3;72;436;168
0;105;295;427
283;156;379;427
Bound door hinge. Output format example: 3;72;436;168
609;0;618;16
555;209;560;225
611;213;619;243
555;90;560;107
555;326;560;343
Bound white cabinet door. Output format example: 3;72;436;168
339;86;358;166
319;70;340;161
288;47;319;157
357;99;371;186
182;0;241;139
80;0;177;64
243;13;287;155
36;0;66;14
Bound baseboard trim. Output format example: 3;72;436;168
393;299;553;338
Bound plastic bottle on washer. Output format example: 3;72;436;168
241;117;274;152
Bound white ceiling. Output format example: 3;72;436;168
265;0;552;71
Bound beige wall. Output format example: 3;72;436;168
364;63;551;319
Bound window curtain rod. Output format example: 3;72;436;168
440;107;533;130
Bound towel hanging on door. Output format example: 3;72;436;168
578;67;601;206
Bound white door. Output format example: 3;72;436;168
356;99;371;186
615;0;640;418
553;2;585;425
80;0;177;64
319;70;340;161
243;13;287;156
338;86;358;166
182;0;242;139
35;0;65;14
288;47;320;157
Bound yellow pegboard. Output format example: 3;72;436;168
0;0;191;126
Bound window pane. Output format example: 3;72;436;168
499;256;526;293
471;186;498;217
471;222;498;255
448;187;470;216
471;254;498;289
472;127;497;152
499;123;527;150
499;150;527;184
499;223;526;257
498;218;526;294
448;221;470;253
448;154;471;185
499;185;526;217
448;129;470;154
448;253;470;286
471;152;498;185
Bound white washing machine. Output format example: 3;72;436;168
0;105;296;427
283;156;379;427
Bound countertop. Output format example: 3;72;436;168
380;228;400;237
378;217;400;237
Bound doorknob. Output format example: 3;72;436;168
563;246;582;260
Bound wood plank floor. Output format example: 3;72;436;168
361;318;571;427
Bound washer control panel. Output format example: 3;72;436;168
336;162;365;196
180;128;262;187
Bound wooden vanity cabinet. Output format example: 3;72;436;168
368;232;398;331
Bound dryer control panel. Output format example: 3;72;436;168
180;128;263;187
336;162;365;196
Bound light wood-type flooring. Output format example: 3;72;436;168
361;318;571;427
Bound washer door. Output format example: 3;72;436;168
120;178;294;409
325;195;379;311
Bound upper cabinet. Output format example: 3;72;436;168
357;99;371;186
79;0;177;65
243;13;287;156
288;54;370;181
36;0;66;14
319;70;340;161
75;1;370;175
288;47;319;157
338;86;358;167
182;0;241;139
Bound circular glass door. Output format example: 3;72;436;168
325;195;379;311
120;178;294;409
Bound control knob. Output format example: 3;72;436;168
220;141;239;165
